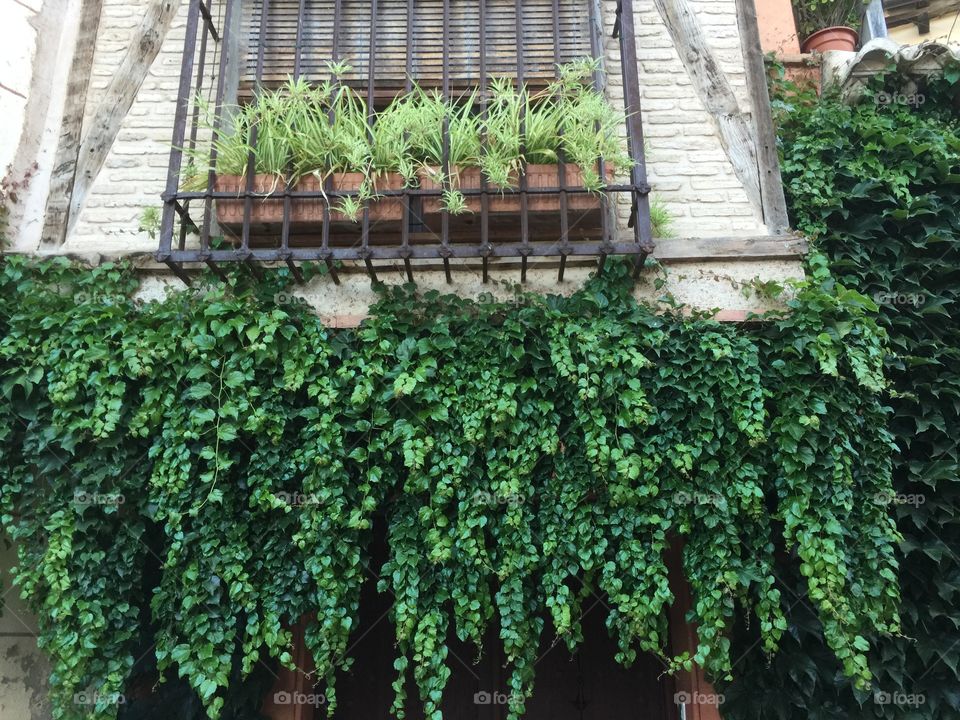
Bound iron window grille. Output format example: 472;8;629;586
158;0;654;284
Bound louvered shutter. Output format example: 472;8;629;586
240;0;594;98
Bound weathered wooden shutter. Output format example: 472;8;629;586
240;0;594;97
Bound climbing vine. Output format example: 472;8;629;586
0;252;899;720
721;62;960;720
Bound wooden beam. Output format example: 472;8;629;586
735;0;791;234
66;0;181;238
667;539;723;720
41;0;102;246
652;0;764;216
652;234;807;262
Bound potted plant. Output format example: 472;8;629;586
289;78;404;224
794;0;867;53
187;73;406;233
415;58;632;218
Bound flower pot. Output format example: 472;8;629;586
801;26;858;53
417;164;614;216
215;173;405;230
215;174;286;228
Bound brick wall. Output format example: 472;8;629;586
602;0;769;238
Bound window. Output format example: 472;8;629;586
159;0;653;283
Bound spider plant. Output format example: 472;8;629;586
181;89;291;193
550;57;633;191
370;92;420;185
480;78;524;189
281;77;379;220
413;88;483;213
523;93;560;165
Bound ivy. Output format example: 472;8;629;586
0;251;900;720
721;64;960;719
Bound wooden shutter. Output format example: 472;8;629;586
240;0;594;98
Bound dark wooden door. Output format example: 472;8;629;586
329;531;674;720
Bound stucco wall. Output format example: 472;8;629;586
0;0;37;174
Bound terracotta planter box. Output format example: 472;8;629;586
215;172;406;229
801;26;858;53
215;174;286;227
417;164;614;216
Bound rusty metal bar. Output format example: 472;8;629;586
440;0;452;283
197;0;220;41
479;0;490;284
169;241;648;263
240;0;274;267
514;0;529;282
361;0;378;283
178;184;644;201
321;0;343;284
278;0;309;267
158;0;200;263
199;0;235;259
178;16;210;253
589;0;613;261
400;0;415;283
552;0;570;283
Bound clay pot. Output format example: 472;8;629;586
801;26;858;53
215;172;406;229
214;174;286;227
417;164;613;216
294;173;406;223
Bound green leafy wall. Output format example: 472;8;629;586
0;251;899;720
721;66;960;720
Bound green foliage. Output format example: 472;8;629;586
0;249;900;720
721;64;960;719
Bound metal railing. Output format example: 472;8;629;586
157;0;653;283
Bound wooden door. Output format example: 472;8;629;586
312;529;675;720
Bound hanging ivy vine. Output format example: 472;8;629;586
0;253;900;720
721;61;960;720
